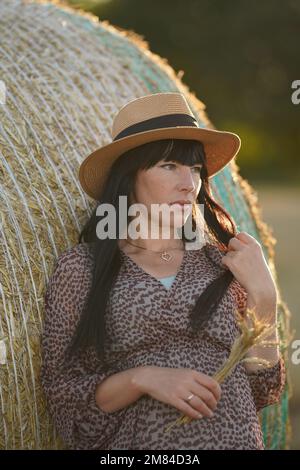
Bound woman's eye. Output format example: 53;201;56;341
160;164;201;173
192;166;202;173
161;163;176;169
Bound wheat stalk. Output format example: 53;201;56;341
164;307;279;433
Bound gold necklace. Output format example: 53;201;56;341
125;239;184;262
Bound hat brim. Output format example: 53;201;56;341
79;126;241;200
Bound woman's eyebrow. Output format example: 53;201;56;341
163;160;202;166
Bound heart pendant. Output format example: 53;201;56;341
161;251;173;262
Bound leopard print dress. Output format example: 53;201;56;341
40;242;286;450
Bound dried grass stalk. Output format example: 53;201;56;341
164;306;279;433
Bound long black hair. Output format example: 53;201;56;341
64;138;238;368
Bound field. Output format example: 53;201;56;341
254;183;300;449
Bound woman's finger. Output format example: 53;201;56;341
224;251;235;258
175;399;204;421
236;231;258;246
194;373;221;401
195;385;218;411
228;237;246;251
179;396;214;420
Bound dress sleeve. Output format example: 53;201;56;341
231;278;287;412
40;245;127;450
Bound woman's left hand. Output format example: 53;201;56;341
220;231;277;301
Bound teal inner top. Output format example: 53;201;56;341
157;274;176;289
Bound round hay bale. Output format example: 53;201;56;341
0;0;292;449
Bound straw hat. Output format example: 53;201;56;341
78;92;241;200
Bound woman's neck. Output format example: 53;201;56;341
119;237;185;253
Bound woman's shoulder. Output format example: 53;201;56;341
57;242;93;265
50;242;94;281
45;243;94;309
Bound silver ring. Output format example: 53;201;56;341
186;393;194;402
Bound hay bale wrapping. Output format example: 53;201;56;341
0;0;292;449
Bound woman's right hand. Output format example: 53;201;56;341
133;366;221;420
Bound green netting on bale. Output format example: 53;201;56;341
0;0;292;449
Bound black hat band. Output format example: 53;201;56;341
113;113;199;141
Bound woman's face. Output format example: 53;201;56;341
129;159;202;235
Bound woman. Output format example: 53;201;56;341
40;92;286;450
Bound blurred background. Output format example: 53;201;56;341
65;0;300;448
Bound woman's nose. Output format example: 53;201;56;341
178;168;197;191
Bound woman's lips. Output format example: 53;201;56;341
169;202;192;206
169;202;192;210
170;201;192;206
